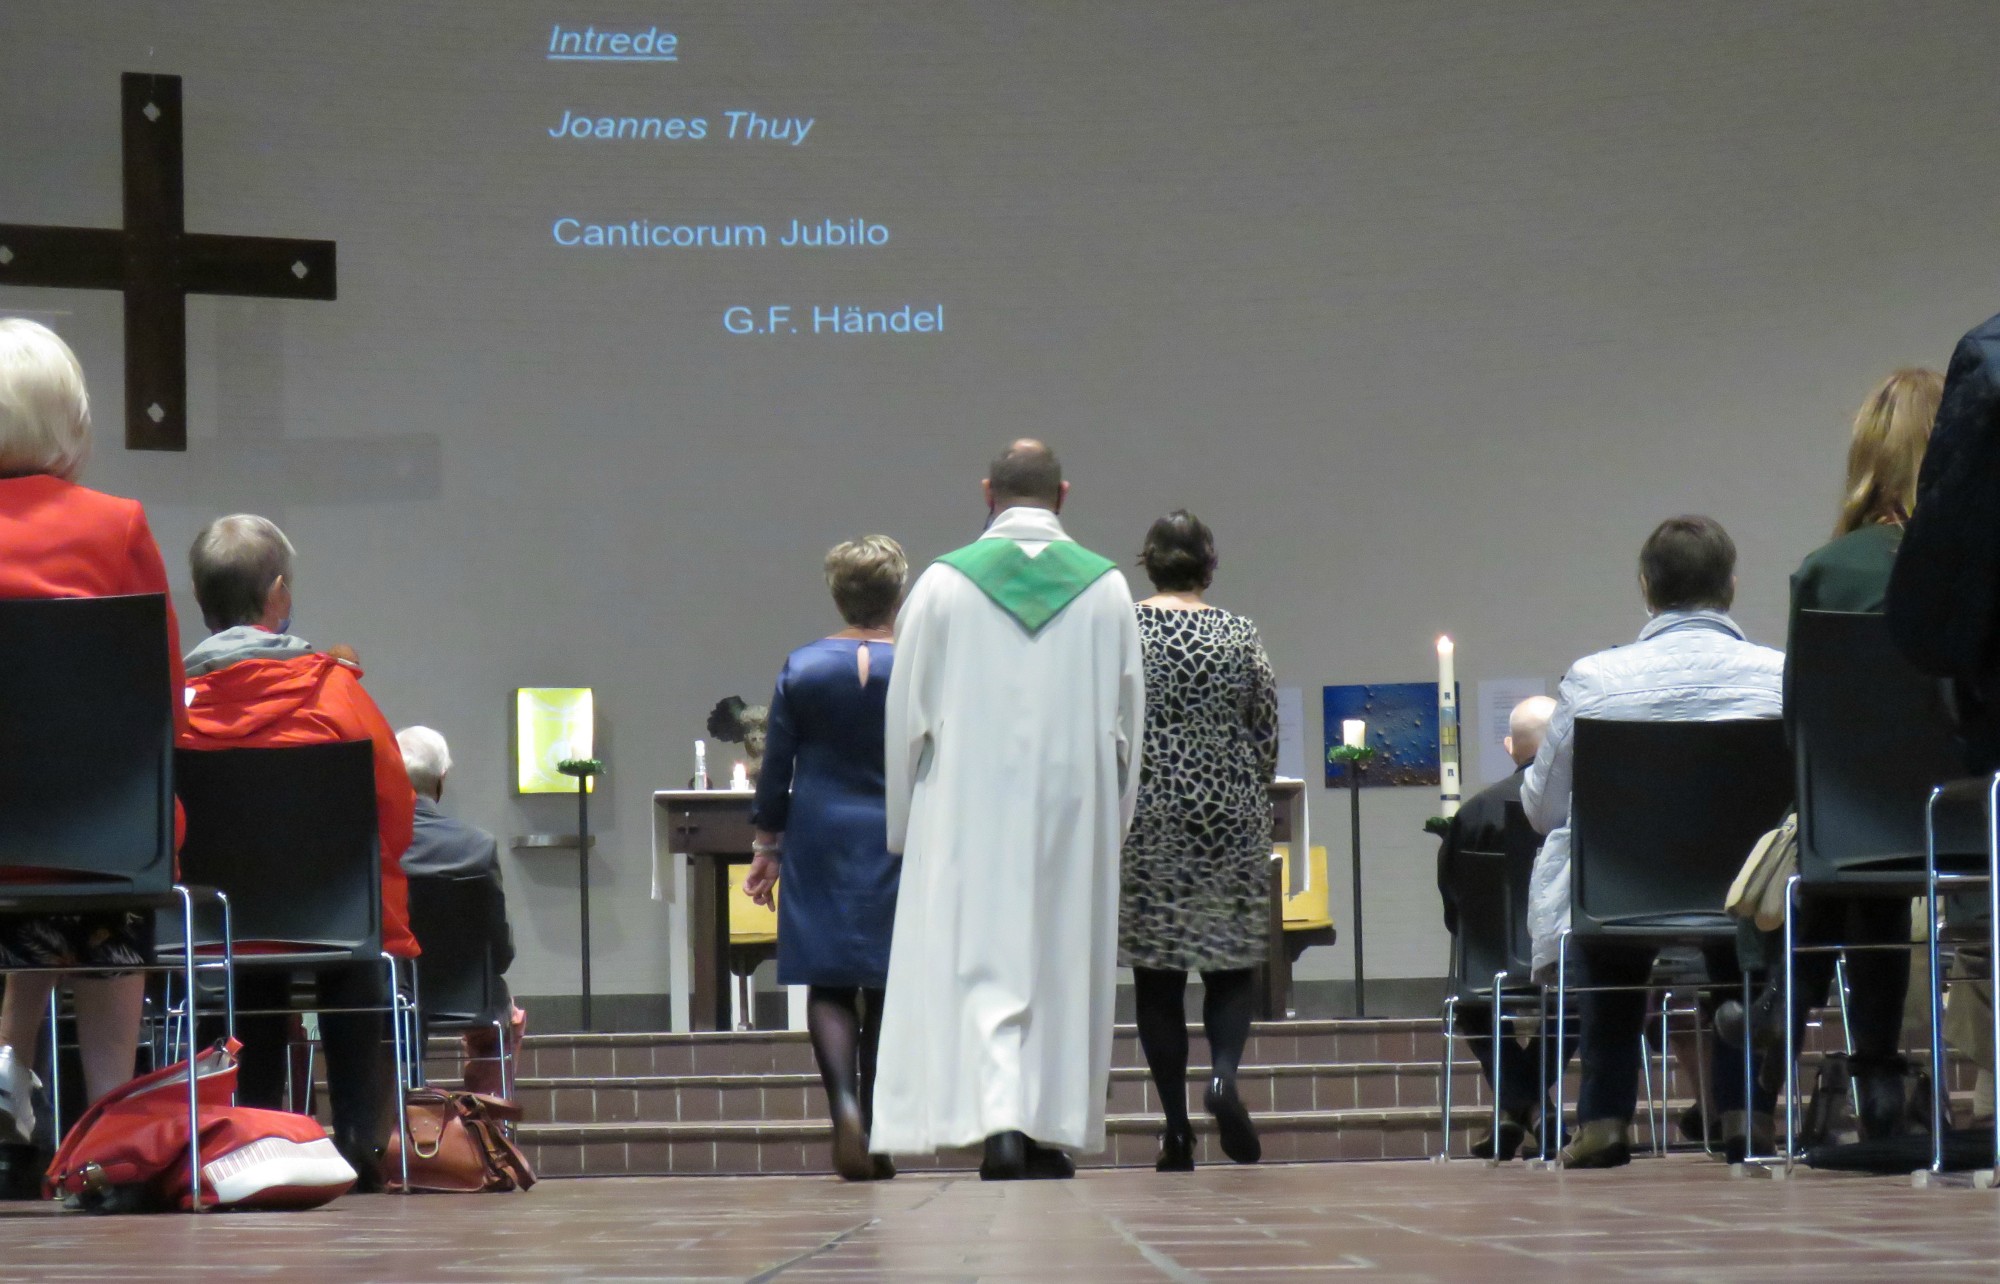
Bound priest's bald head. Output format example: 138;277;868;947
984;438;1068;515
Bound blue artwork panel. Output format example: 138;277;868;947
1323;682;1442;787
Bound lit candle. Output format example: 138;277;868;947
1438;636;1462;817
1342;718;1367;749
730;761;750;792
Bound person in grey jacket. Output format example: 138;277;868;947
1522;516;1783;1168
397;725;523;1097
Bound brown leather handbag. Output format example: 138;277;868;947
384;1090;537;1193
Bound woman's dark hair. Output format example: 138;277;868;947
1638;514;1736;612
1140;510;1218;593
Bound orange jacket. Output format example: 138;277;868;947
0;475;187;735
179;650;419;958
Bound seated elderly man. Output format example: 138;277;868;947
1523;515;1782;1168
397;725;524;1097
1435;694;1561;1159
179;514;417;1188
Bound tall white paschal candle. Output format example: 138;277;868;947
1437;636;1461;817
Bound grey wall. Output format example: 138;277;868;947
5;1;1998;1007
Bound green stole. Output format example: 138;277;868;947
937;537;1118;636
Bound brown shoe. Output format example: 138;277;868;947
1557;1118;1631;1169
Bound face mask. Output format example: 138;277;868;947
275;617;292;635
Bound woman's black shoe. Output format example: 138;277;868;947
1205;1078;1261;1164
1853;1056;1912;1141
829;1094;875;1181
1155;1126;1196;1172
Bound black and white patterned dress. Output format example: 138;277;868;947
1120;605;1279;972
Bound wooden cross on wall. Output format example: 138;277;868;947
0;73;336;451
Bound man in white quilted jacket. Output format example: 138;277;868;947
1522;515;1782;1169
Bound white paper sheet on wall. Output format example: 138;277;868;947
1475;677;1550;787
1276;686;1306;781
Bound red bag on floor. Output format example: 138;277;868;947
44;1040;357;1213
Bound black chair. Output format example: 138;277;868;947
1437;802;1543;1160
1786;610;1969;1163
1556;717;1793;1160
163;740;413;1187
0;594;217;1205
406;874;513;1099
1794;611;1965;889
0;595;175;902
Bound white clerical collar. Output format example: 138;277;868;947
982;506;1069;547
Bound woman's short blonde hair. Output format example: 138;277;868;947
0;318;92;482
1837;367;1945;536
825;535;907;628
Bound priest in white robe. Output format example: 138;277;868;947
871;440;1144;1180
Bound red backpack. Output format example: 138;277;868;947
45;1040;356;1213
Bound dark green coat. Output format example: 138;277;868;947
1784;522;1900;737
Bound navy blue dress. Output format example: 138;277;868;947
751;638;900;988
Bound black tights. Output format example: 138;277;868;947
806;986;884;1132
1133;967;1255;1133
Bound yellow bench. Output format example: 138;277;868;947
726;865;778;1029
1276;843;1331;930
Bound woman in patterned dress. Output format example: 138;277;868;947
1121;511;1278;1171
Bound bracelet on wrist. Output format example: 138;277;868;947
751;839;783;855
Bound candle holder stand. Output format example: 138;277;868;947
558;757;605;1031
1328;743;1377;1017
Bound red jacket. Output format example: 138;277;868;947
179;651;419;958
0;474;187;733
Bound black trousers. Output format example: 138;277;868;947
232;963;392;1156
1788;896;1912;1063
1453;1001;1572;1118
1573;940;1769;1124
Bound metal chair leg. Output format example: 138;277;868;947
176;885;203;1213
1555;931;1571;1162
1832;951;1860;1120
1490;973;1508;1163
1782;873;1800;1170
1539;990;1555;1161
383;953;411;1193
1927;786;1948;1174
1438;994;1457;1159
1639;1026;1657;1156
45;987;63;1148
1658;990;1673;1154
1987;773;2000;1178
1692;1007;1714;1153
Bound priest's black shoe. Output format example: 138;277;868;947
1155;1126;1196;1172
1024;1139;1076;1179
1205;1078;1261;1164
980;1131;1028;1181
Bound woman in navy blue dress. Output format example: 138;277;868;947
744;535;906;1181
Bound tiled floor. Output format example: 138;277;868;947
0;1156;1992;1282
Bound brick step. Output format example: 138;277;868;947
431;1019;1450;1081
518;1103;1509;1176
496;1061;1502;1127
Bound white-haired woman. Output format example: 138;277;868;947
0;319;188;1146
742;535;907;1181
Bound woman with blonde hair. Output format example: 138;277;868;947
0;319;189;1158
1724;367;1944;1140
743;535;907;1180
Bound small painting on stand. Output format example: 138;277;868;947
1323;683;1447;787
